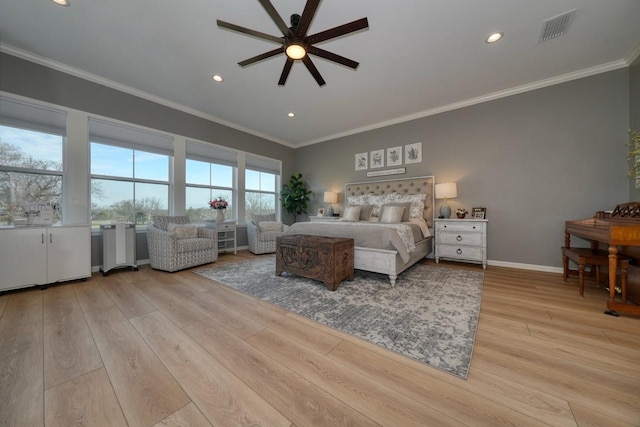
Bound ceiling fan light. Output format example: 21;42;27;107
485;32;504;43
50;0;70;6
285;43;306;60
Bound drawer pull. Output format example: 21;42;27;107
443;225;447;228
456;248;462;254
456;235;462;241
473;226;476;229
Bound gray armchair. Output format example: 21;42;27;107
146;215;217;272
247;213;288;254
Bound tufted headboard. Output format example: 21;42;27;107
344;176;435;228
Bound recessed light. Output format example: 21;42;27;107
212;75;223;82
288;112;295;117
50;0;70;6
485;32;504;43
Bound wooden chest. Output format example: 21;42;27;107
276;234;354;291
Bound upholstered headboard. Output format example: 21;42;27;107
344;176;435;228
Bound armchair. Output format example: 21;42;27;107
146;215;217;272
247;213;288;254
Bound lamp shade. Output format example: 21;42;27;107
323;191;338;204
435;182;457;199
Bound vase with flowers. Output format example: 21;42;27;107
209;197;228;222
456;208;468;219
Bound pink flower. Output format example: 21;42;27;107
208;197;228;210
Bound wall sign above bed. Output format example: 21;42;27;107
366;168;406;178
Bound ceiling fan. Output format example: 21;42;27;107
216;0;369;87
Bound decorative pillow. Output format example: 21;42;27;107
347;194;370;207
258;221;282;232
167;223;198;239
368;193;397;217
252;213;276;226
380;206;405;224
379;202;411;222
391;193;427;218
349;204;374;221
342;206;362;222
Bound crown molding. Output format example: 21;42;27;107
298;59;629;147
625;41;640;65
0;43;295;148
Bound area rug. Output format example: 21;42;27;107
196;258;484;379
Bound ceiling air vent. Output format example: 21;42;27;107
539;9;576;43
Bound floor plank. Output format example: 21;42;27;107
44;368;128;427
153;402;212;427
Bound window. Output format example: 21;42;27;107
89;119;172;228
90;143;169;227
185;159;234;222
245;169;277;221
0;98;67;226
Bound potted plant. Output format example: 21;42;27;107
281;173;312;222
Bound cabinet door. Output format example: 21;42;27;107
0;227;47;290
47;226;91;283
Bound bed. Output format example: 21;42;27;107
284;176;434;286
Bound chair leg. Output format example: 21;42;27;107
578;262;585;297
621;261;629;304
562;254;569;281
595;265;601;287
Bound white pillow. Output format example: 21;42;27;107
342;206;361;222
167;223;198;239
258;221;282;232
380;206;405;223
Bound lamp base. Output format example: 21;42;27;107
326;206;334;217
439;204;452;219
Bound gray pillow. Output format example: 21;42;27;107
342;206;362;222
380;206;405;224
350;204;374;221
379;202;411;222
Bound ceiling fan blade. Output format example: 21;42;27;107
295;0;321;38
306;17;369;45
301;56;326;86
217;20;284;44
258;0;293;37
308;46;359;69
238;47;284;67
278;58;294;86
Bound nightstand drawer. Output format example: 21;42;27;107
217;223;235;231
436;222;484;233
438;245;483;261
439;232;483;246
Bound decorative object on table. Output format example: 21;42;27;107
386;146;402;167
404;142;422;164
196;257;484;379
370;149;384;168
456;208;468;219
435;182;457;218
317;208;325;217
281;173;312;222
471;207;487;219
355;152;368;170
323;191;338;216
209;197;228;222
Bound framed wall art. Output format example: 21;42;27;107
355;152;368;171
387;146;402;167
370;149;384;168
405;142;422;164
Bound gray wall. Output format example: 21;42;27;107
295;69;630;269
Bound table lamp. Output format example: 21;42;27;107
324;191;338;216
435;182;457;218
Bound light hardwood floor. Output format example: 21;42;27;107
1;251;639;426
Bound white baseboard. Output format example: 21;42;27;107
91;259;150;273
488;260;563;274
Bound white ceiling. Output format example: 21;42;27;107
1;0;640;148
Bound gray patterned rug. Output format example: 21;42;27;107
196;257;484;379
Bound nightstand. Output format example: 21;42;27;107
309;215;341;222
434;218;488;269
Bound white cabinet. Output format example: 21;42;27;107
434;219;488;269
0;225;91;292
216;222;237;254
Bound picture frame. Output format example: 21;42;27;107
317;208;325;216
405;142;422;164
472;207;486;219
386;146;402;167
355;152;368;171
370;149;385;168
